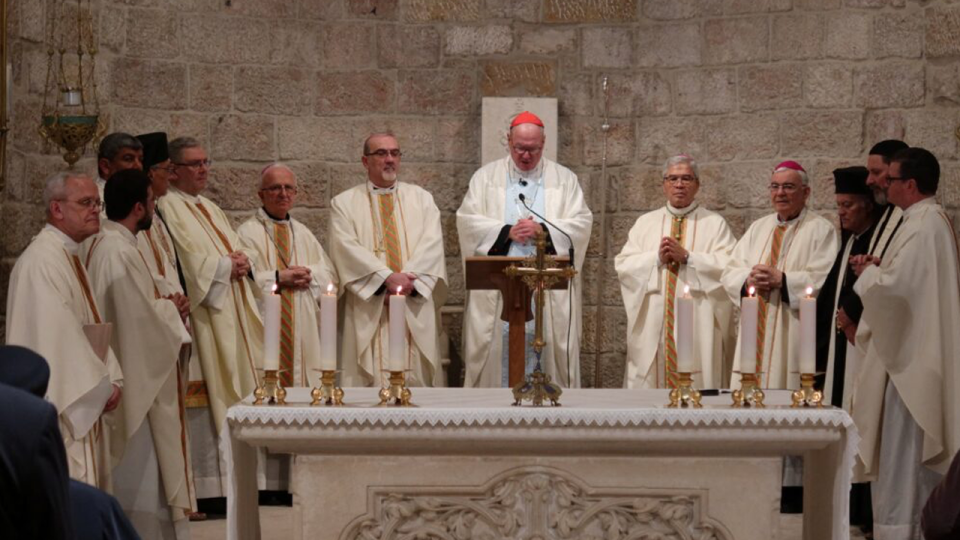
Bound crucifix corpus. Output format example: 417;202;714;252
505;230;577;406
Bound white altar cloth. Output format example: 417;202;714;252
225;388;858;540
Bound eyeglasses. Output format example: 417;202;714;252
769;183;800;193
261;185;298;195
59;197;103;210
364;149;402;158
173;159;212;170
663;175;697;185
511;145;542;156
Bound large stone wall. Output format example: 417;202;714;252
2;0;958;387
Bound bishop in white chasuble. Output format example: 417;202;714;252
721;161;838;389
238;164;338;387
615;156;736;389
158;140;263;433
86;170;195;538
457;114;592;388
5;172;123;491
330;133;447;388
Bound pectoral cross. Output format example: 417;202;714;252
504;230;576;406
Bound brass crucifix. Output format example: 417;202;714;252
504;229;577;406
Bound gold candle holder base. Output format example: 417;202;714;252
310;370;344;406
791;373;823;408
378;370;413;407
667;372;702;408
511;368;562;407
731;373;765;408
253;369;287;406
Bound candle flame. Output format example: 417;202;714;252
683;285;690;295
748;286;756;297
271;283;278;294
396;286;402;294
805;286;814;297
326;283;334;294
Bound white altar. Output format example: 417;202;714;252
225;388;858;540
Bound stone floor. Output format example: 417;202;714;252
189;507;869;539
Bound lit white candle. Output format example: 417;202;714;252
677;285;694;373
388;286;406;372
319;283;337;371
740;286;759;375
263;284;281;371
800;286;816;374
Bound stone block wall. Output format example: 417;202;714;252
2;0;959;388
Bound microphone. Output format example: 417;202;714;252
518;193;575;265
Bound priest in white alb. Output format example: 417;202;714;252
5;171;123;491
329;133;447;387
615;155;736;389
86;170;195;539
849;147;959;539
238;163;338;387
457;111;592;388
720;160;838;389
157;137;263;470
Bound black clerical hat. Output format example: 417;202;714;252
833;166;870;196
137;132;169;171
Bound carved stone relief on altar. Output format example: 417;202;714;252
341;465;733;540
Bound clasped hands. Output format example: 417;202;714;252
849;254;881;276
746;264;783;294
164;292;191;322
384;272;418;304
229;251;251;281
509;218;543;244
278;266;312;290
658;237;689;266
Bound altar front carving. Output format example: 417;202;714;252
342;466;732;540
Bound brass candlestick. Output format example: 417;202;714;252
310;369;344;406
667;372;702;408
731;372;765;408
791;373;823;408
378;370;413;407
253;369;287;406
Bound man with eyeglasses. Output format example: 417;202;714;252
156;136;264;498
614;155;737;390
721;161;838;389
238;163;338;388
85;169;196;536
457;111;592;388
5;171;123;491
329;133;448;387
848;147;958;539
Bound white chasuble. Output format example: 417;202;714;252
852;199;960;478
158;188;264;430
721;210;838;389
329;182;447;388
5;225;123;490
457;156;593;388
615;204;736;389
138;205;184;298
86;221;195;529
238;209;339;387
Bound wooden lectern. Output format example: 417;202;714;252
465;256;572;387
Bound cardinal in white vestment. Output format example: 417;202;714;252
615;155;736;389
86;170;195;539
850;147;959;539
329;133;447;388
457;112;592;388
721;160;838;389
157;137;264;444
238;164;338;387
5;172;123;491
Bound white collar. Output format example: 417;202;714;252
903;196;936;217
257;207;292;225
777;208;806;226
44;224;81;255
508;157;543;183
169;186;201;204
101;219;138;245
666;201;698;218
367;181;397;194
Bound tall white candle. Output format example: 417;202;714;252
677;285;694;373
263;284;281;371
740;287;759;375
319;283;337;371
388;287;406;371
800;286;816;374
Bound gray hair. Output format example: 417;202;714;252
97;132;141;161
363;132;396;155
260;163;296;187
773;165;810;186
168;136;203;163
42;171;89;218
662;154;700;180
